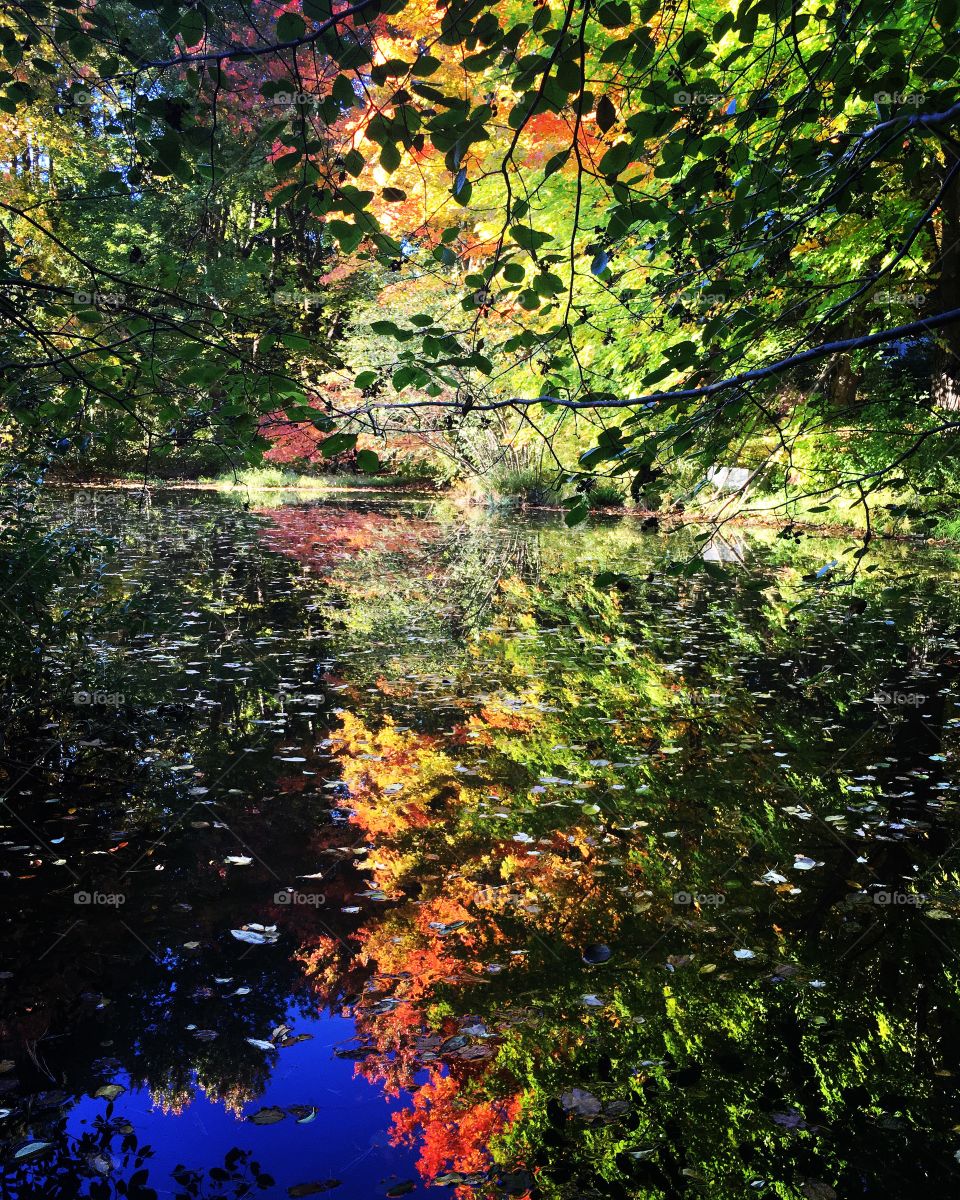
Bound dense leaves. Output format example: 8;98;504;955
3;0;960;510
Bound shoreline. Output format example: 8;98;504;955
36;478;955;546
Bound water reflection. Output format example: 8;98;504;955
701;533;747;564
2;489;960;1198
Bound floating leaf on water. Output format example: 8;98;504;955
385;1183;416;1197
280;1033;313;1047
772;1109;805;1128
231;926;280;945
94;1084;125;1101
246;1038;277;1052
431;919;469;936
666;954;694;971
288;1105;318;1123
225;855;253;866
13;1141;52;1160
799;1182;837;1200
582;943;612;965
456;1044;494;1061
560;1087;602;1118
334;1044;377;1060
249;1105;287;1124
288;1183;341;1197
86;1152;113;1175
733;949;756;960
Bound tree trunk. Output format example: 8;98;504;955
816;318;861;407
932;154;960;410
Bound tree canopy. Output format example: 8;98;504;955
3;0;960;520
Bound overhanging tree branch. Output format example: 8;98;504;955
335;307;960;417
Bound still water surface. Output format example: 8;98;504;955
2;489;960;1199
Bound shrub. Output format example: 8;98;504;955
587;481;626;508
491;467;562;506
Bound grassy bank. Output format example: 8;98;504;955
44;465;959;544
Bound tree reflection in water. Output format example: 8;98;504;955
2;490;960;1198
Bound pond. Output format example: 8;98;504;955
2;488;960;1199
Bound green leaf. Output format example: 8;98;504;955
320;433;358;457
327;219;363;253
534;272;564;296
393;364;420;389
510;225;552;253
596;94;617;133
277;12;306;41
356;449;380;473
597;1;631;28
598;140;633;178
379;141;401;172
343;148;365;176
332;73;357;107
175;7;204;45
412;54;440;76
544;148;571;176
280;333;312;351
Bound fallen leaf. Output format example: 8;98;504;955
249;1106;287;1125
